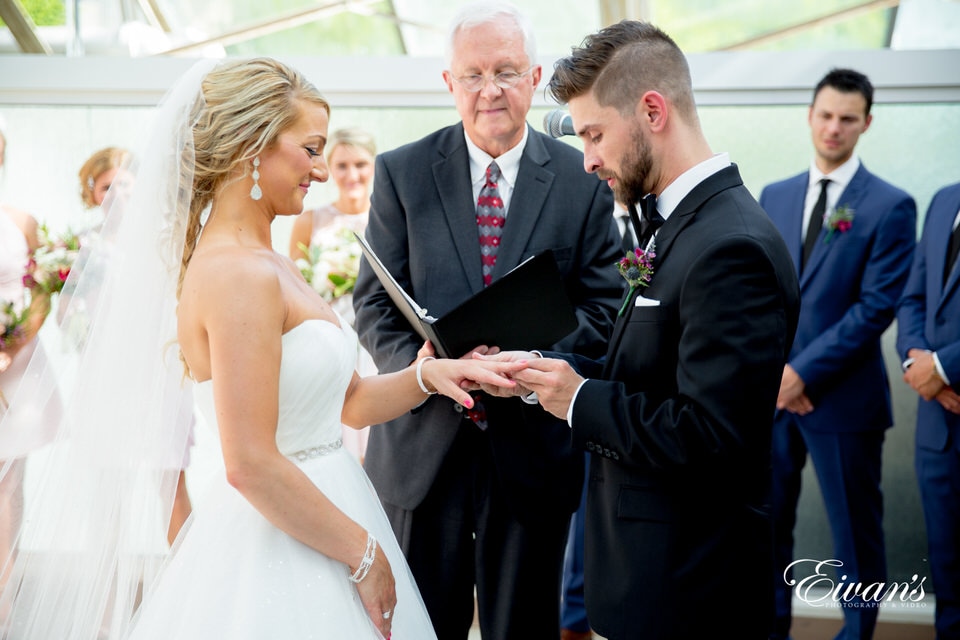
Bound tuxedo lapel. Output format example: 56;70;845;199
651;165;742;262
603;165;744;372
432;125;486;296
782;178;807;278
603;288;639;375
494;128;552;274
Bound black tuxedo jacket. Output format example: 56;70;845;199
563;165;800;639
353;123;623;521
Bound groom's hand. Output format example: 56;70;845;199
510;357;583;420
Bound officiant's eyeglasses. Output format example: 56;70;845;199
452;67;534;92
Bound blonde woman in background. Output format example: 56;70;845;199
289;127;375;268
289;127;377;463
77;146;132;237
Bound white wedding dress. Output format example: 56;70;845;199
125;318;436;639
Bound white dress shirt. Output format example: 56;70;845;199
802;155;860;242
464;126;528;217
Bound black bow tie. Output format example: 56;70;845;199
639;194;664;244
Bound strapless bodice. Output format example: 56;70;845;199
197;318;357;457
275;318;357;455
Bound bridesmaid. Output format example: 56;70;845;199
0;114;60;599
289;127;377;463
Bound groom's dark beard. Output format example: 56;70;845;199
614;125;654;206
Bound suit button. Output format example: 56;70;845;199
603;448;612;457
586;442;596;452
454;404;463;413
612;452;620;461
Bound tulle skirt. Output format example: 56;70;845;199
125;446;436;640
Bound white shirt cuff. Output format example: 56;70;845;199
566;379;590;427
933;352;951;386
520;351;545;404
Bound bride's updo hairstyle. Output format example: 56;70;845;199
177;58;330;298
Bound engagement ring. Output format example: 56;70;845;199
382;610;392;620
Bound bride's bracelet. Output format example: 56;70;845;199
416;356;437;395
348;532;378;584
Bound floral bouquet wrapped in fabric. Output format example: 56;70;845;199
1;297;29;379
295;227;361;302
0;299;28;351
23;225;82;295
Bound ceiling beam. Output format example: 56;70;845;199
136;0;172;33
0;0;52;54
720;0;900;51
157;0;382;56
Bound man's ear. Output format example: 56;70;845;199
638;90;668;132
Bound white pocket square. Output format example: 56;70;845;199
634;296;661;307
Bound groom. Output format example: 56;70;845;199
480;21;800;639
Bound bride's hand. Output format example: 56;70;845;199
419;355;528;408
356;546;397;637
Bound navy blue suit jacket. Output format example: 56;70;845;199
897;181;960;450
760;163;916;432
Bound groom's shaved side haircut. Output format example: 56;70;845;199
548;21;698;124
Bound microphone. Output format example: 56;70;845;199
542;109;575;138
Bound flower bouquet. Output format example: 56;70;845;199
295;227;361;302
1;298;28;351
23;225;82;295
1;297;29;377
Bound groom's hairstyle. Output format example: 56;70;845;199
548;20;698;125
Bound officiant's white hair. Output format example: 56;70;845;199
444;1;537;67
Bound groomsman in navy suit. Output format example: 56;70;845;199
896;181;960;640
759;68;917;640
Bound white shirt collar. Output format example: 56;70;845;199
653;152;732;221
809;154;860;192
464;126;528;189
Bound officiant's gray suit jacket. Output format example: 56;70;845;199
353;122;622;521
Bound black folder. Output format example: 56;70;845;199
354;232;578;359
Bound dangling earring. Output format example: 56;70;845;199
250;156;262;201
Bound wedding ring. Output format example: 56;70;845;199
382;610;392;620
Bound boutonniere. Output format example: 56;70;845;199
823;205;854;243
617;245;655;316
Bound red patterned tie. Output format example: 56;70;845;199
477;161;506;288
469;161;506;430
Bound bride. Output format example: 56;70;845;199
0;58;524;639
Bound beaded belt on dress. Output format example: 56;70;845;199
289;439;343;461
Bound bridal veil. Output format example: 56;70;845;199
0;58;217;640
